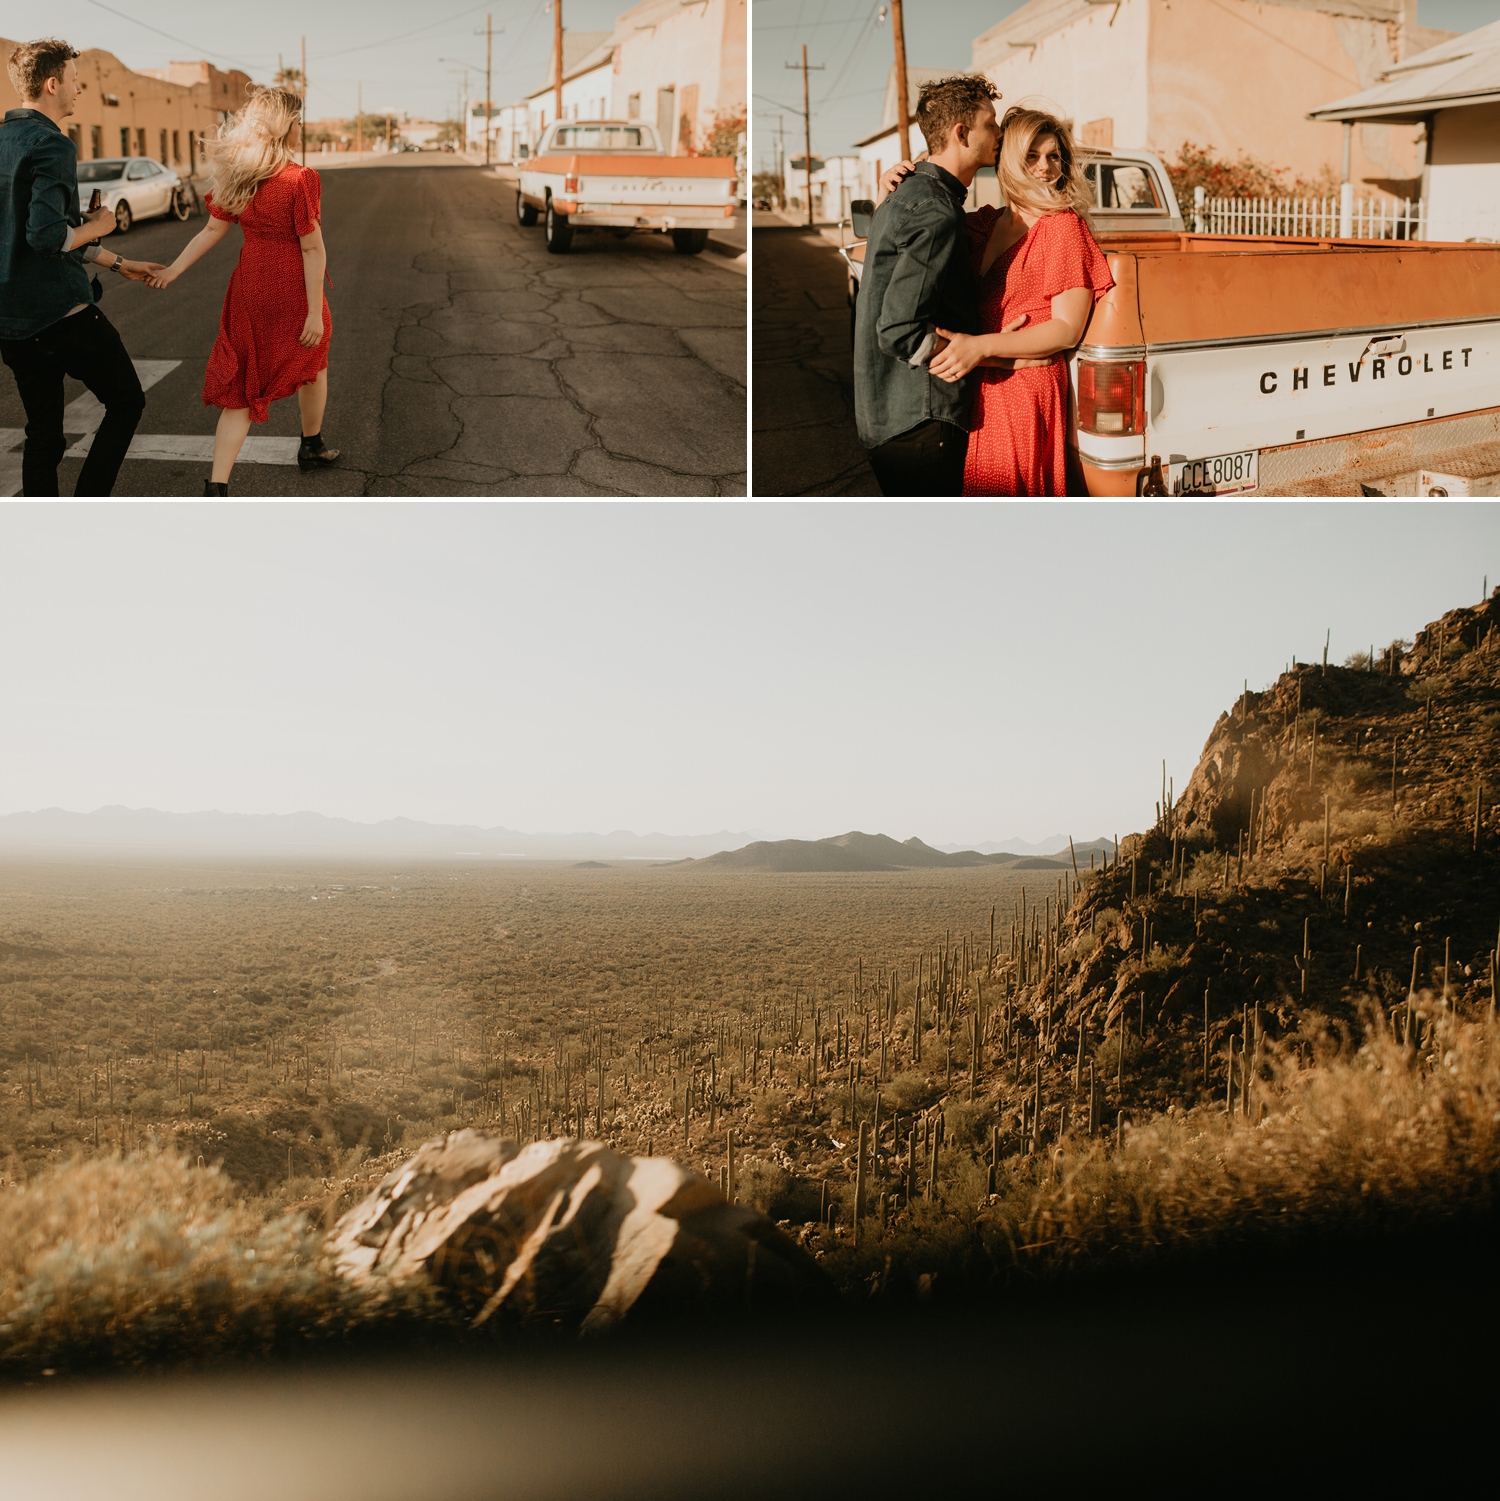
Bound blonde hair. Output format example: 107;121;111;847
996;106;1092;220
207;86;302;217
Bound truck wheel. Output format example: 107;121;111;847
671;229;709;255
849;279;858;344
516;191;538;227
544;198;573;253
114;200;132;234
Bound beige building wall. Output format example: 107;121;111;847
1426;101;1500;242
1;39;252;176
973;0;1153;150
611;0;746;154
1146;0;1420;196
970;0;1441;199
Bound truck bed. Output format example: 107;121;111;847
1087;234;1500;349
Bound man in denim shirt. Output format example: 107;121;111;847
1;39;162;495
853;76;1001;496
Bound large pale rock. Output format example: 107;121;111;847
327;1132;832;1331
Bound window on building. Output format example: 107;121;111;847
159;128;168;165
136;128;147;156
172;130;180;163
627;92;640;119
91;125;102;158
120;128;130;155
67;124;82;153
103;93;119;107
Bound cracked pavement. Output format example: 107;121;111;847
7;159;746;496
752;222;878;496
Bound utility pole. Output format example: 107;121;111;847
777;116;785;209
357;82;362;158
300;36;307;168
554;0;564;126
891;0;912;163
785;45;824;227
485;13;493;168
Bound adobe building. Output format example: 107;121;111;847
970;0;1456;199
610;0;746;154
0;38;252;177
518;0;745;156
1311;18;1500;241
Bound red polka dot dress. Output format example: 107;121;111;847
961;208;1113;496
203;164;331;423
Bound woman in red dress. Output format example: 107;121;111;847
149;86;338;495
884;108;1114;495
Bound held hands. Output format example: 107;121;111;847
928;316;1029;383
120;261;166;285
143;265;179;290
298;313;324;349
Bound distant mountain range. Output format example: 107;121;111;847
0;807;769;862
691;831;1078;873
0;808;1113;870
935;835;1115;858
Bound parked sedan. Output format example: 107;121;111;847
75;157;194;233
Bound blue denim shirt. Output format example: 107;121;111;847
0;109;95;340
852;162;980;449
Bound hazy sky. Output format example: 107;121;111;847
753;0;1499;170
2;503;1496;846
20;0;622;126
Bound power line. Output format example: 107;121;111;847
79;0;262;70
318;1;513;60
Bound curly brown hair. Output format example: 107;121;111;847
8;38;80;103
913;74;1000;156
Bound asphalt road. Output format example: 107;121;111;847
1;158;746;496
752;222;878;496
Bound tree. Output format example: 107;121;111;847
274;66;304;97
698;108;746;159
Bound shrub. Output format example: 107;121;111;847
882;1072;938;1114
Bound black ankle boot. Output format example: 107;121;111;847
298;432;341;473
203;480;229;496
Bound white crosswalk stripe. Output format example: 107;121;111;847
1;359;300;494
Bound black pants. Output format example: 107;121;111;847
0;304;144;496
866;419;969;497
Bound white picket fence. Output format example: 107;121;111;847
1192;185;1424;241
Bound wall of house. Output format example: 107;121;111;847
971;0;1426;200
972;0;1153;150
0;41;249;176
1147;0;1421;196
610;0;745;154
1426;102;1500;242
526;59;616;144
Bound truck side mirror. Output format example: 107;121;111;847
850;199;875;239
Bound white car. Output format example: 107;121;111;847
75;157;195;234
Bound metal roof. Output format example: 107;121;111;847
1309;18;1500;121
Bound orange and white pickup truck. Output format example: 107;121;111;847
1075;235;1500;496
841;148;1500;495
516;121;737;256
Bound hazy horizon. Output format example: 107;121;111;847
2;502;1495;850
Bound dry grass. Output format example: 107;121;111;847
821;999;1500;1295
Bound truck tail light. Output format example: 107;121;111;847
1077;359;1145;435
563;173;578;193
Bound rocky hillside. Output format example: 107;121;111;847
1003;589;1500;1122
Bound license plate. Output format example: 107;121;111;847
1170;450;1257;495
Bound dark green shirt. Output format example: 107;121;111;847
853;161;980;449
0;109;95;341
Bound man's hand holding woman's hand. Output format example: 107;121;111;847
144;265;179;290
928;315;1028;382
120;260;167;285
